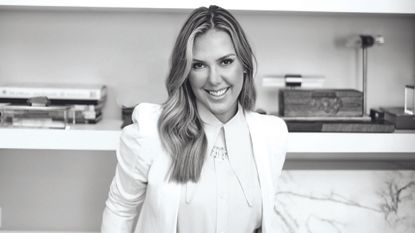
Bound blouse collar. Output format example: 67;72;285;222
187;100;256;208
196;101;244;128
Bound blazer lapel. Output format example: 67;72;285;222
245;112;274;233
151;153;182;233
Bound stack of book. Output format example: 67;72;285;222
0;83;107;125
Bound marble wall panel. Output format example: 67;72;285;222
274;170;415;233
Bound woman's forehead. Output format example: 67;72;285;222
192;29;236;60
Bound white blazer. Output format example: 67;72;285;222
102;103;288;233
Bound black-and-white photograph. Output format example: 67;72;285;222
0;1;414;233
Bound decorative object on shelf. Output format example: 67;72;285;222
279;89;363;117
284;74;302;88
121;105;137;129
262;74;325;89
347;34;385;115
27;95;50;106
273;84;397;132
0;83;107;124
404;85;414;115
278;88;396;132
262;71;393;132
373;85;415;130
279;35;391;133
0;97;71;129
380;107;415;129
370;108;387;122
360;35;384;115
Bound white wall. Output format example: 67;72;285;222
0;9;414;116
0;150;116;231
0;7;414;231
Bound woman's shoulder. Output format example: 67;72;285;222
129;103;162;134
120;103;162;147
118;103;163;166
116;103;163;180
246;111;288;133
132;103;162;122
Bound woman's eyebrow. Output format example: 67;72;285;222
192;58;204;63
192;53;235;62
216;53;236;61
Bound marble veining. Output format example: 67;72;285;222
274;171;415;233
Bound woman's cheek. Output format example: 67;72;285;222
190;71;208;88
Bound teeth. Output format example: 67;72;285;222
209;88;227;97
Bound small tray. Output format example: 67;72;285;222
0;104;72;129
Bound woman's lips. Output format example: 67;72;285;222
206;87;229;97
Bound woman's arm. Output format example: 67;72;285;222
102;104;159;233
267;117;289;231
269;117;289;199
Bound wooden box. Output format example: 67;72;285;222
279;89;363;117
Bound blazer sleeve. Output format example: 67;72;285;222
101;103;160;233
270;117;288;181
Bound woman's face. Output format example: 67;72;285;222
188;29;244;123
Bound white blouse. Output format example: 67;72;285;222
177;102;263;233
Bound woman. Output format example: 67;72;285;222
102;5;288;233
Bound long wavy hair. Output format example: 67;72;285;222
158;5;256;183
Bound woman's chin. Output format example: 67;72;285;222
209;104;237;122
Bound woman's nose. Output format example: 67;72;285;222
207;66;222;85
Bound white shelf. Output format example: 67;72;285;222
0;119;121;151
0;0;415;14
1;120;414;154
288;131;415;154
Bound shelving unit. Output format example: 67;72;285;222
0;1;413;156
1;120;414;155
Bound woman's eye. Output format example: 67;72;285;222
192;62;205;69
221;58;234;66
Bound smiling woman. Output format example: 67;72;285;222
102;5;288;233
189;29;245;123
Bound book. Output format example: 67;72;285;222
65;112;102;124
71;101;105;112
0;97;105;106
0;83;107;101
